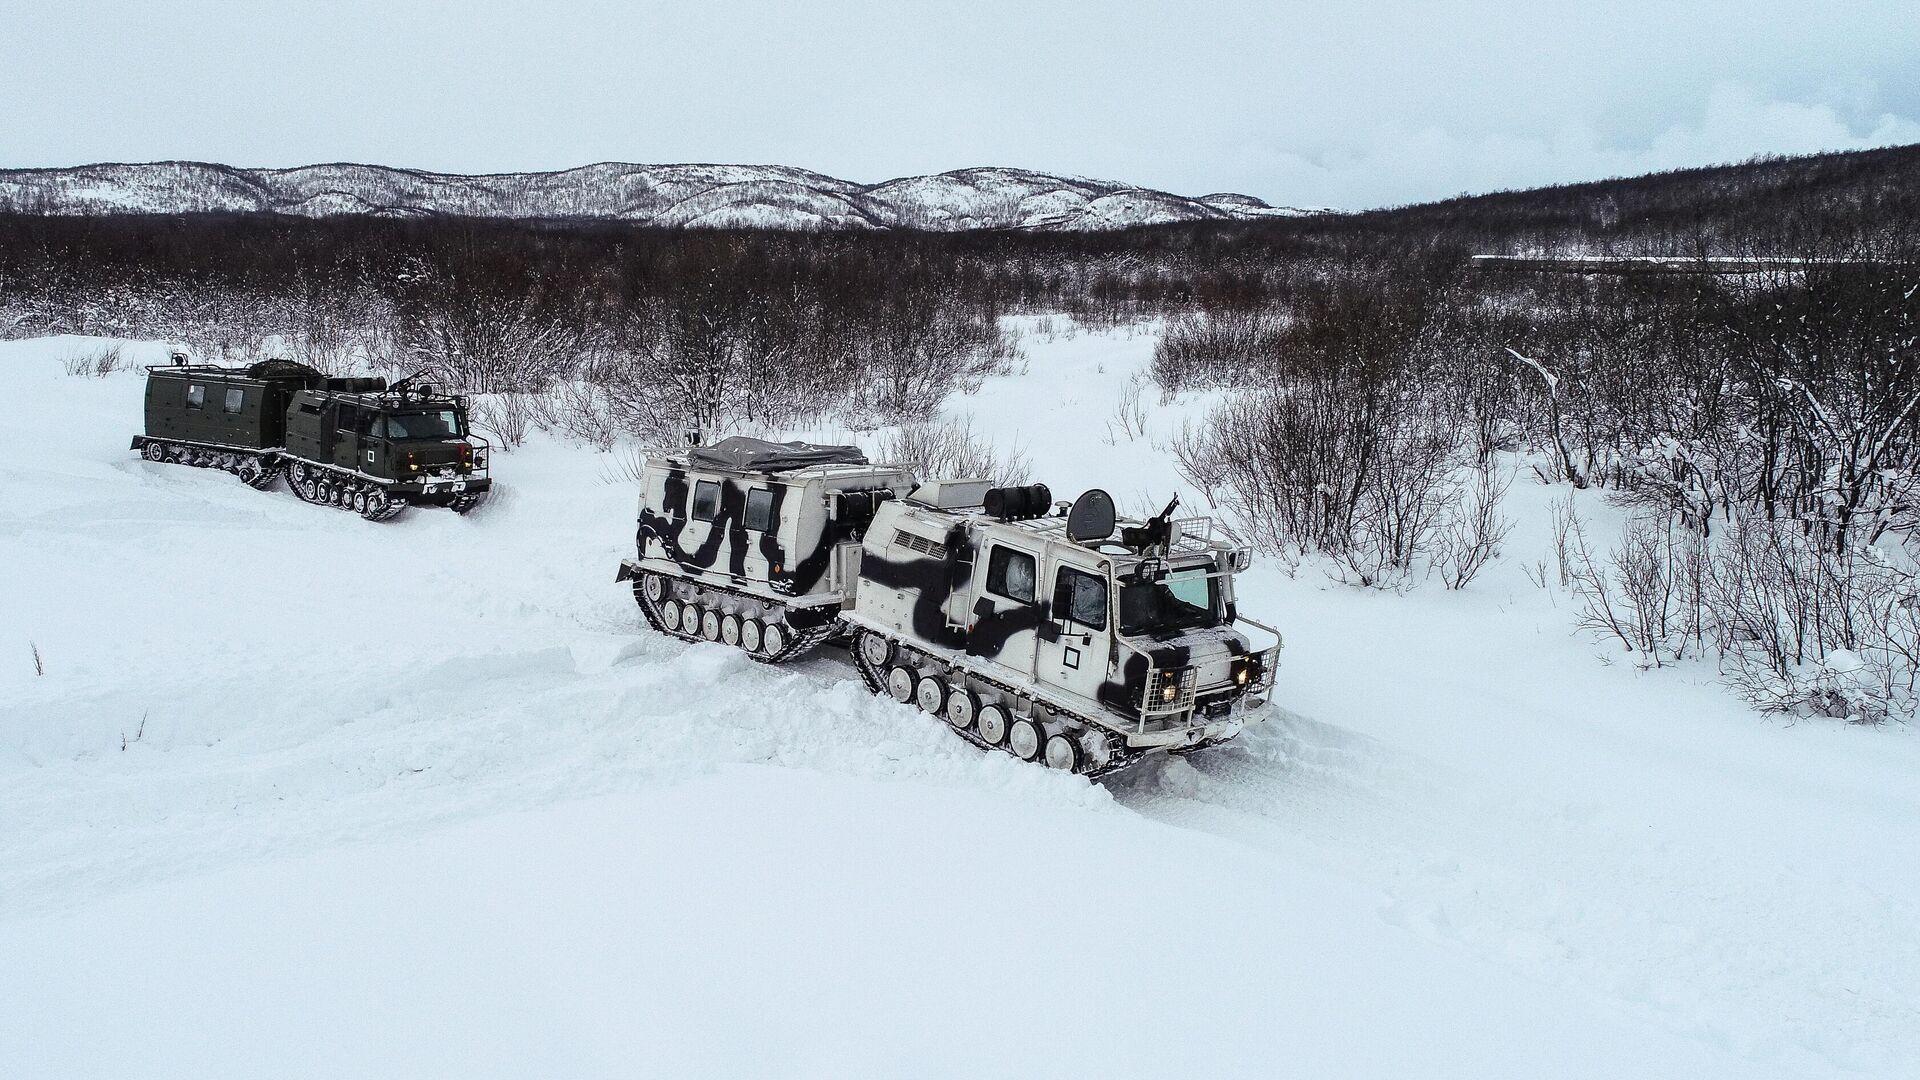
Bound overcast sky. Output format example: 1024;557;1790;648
2;0;1915;209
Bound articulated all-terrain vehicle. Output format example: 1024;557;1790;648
132;356;491;521
618;438;1281;775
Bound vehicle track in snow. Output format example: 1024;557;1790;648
1106;708;1920;1074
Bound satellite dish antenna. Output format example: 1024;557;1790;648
1066;489;1117;543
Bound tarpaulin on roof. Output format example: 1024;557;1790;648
687;437;869;473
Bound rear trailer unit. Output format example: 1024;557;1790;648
618;437;916;662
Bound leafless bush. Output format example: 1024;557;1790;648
1556;502;1920;720
29;641;43;676
1152;308;1286;395
530;379;624;451
598;443;652;487
874;416;1031;486
1434;460;1515;589
470;393;535;450
1175;380;1509;589
1104;378;1151;445
1701;519;1915;721
62;343;123;377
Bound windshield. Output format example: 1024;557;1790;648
378;410;464;440
1118;565;1221;637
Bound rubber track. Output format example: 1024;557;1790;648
631;576;831;665
285;463;406;521
846;629;1149;779
148;440;281;491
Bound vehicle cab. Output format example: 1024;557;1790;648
851;482;1281;757
285;382;492;502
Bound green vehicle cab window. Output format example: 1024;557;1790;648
379;410;463;440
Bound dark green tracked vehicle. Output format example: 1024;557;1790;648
132;357;491;521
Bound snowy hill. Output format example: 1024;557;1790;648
3;325;1917;1077
0;161;1305;230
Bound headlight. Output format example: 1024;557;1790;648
1161;683;1178;702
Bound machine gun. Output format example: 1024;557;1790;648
1120;494;1181;557
385;368;435;397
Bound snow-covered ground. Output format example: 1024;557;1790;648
3;327;1916;1078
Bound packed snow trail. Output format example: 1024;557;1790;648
3;332;1917;1077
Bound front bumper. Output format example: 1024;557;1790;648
395;475;491;499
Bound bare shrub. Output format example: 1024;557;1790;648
1104;378;1151;445
1434;460;1515;590
29;641;43;676
1701;520;1915;721
1557;502;1920;720
62;343;123;377
598;443;652;487
470;393;535;450
874;416;1031;486
1175;379;1508;589
1152;308;1286;395
530;379;623;451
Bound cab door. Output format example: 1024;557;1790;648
1037;558;1113;703
331;403;362;471
966;541;1044;679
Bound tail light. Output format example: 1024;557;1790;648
459;444;474;470
407;451;419;472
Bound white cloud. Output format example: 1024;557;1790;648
1247;83;1920;209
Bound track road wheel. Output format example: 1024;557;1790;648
359;489;392;521
761;621;789;657
857;630;894;670
660;599;684;633
740;618;764;654
699;608;722;642
1044;733;1081;772
142;442;166;462
976;704;1009;747
238;457;275;490
886;665;917;704
915;675;948;716
720;613;742;647
641;573;667;604
1008;718;1043;762
945;689;978;732
1079;730;1114;773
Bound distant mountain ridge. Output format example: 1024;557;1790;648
0;160;1308;231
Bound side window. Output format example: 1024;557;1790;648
745;488;775;532
1054;567;1109;630
336;404;358;432
691;480;721;522
986;546;1038;604
369;415;387;438
186;384;205;410
223;387;245;415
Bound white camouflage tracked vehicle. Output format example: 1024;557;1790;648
616;438;1281;776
